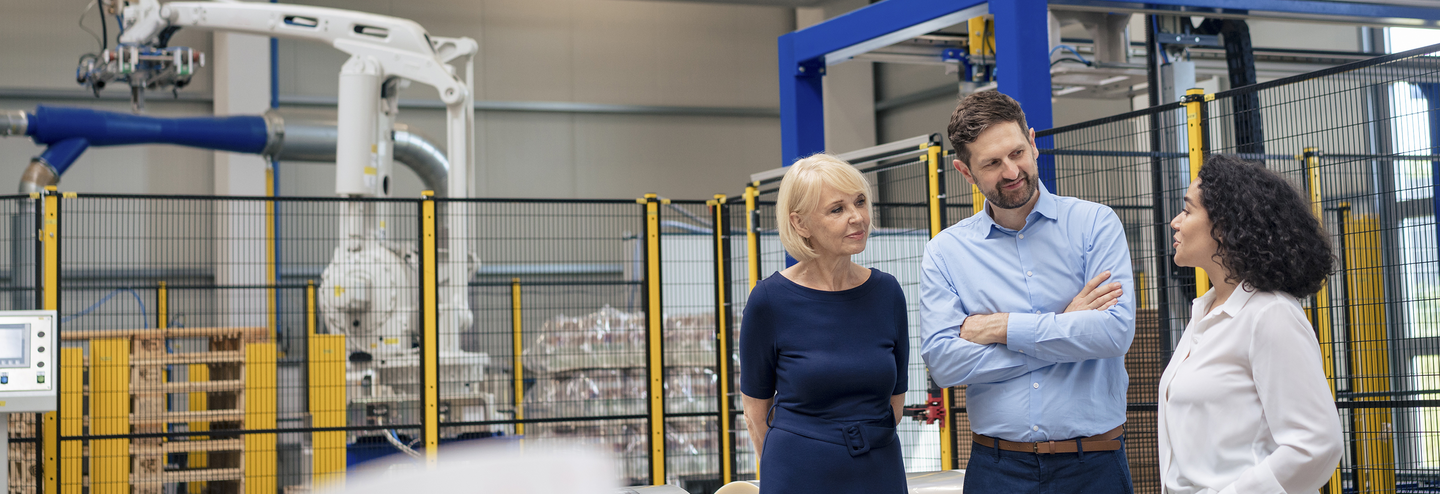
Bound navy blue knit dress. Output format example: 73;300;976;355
739;268;909;494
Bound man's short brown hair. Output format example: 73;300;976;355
947;90;1028;166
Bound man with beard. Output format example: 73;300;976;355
920;90;1137;493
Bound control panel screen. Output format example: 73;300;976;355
0;324;28;368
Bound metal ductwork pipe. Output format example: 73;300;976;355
18;159;57;195
274;121;449;195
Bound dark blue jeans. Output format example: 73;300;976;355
963;435;1134;494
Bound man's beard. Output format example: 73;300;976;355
985;172;1037;210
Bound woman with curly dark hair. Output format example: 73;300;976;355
1157;154;1343;494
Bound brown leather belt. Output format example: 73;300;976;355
972;425;1124;454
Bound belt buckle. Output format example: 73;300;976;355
843;424;870;457
1034;441;1056;454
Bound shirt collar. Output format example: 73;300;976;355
978;182;1057;237
1190;282;1259;322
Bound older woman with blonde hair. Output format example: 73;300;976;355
739;153;909;494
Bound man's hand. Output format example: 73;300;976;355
959;313;1008;346
1064;271;1123;313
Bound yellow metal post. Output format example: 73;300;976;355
1301;150;1344;494
265;169;277;341
420;191;440;467
157;281;168;329
711;194;735;483
308;280;346;489
1183;88;1210;296
1341;207;1396;493
59;347;82;494
40;187;59;494
92;338;130;494
642;194;667;485
744;183;760;291
922;147;956;470
187;361;209;494
244;343;277;494
511;278;524;439
971;183;985;217
308;280;316;337
925;146;943;235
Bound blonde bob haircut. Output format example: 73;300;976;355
776;153;875;263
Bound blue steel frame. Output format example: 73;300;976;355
778;0;1056;188
779;0;1440;193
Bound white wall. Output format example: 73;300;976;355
0;0;792;200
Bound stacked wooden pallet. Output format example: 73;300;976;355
60;326;275;494
8;413;38;494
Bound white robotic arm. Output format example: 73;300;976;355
87;0;475;200
81;1;478;359
120;0;467;105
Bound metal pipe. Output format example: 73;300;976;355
2;110;26;136
275;121;448;195
390;124;449;196
19;159;58;194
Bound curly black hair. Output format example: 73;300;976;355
1197;154;1335;297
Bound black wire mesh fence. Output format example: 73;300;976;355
1199;42;1440;493
27;193;754;494
0;195;40;494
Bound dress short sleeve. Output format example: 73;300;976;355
891;281;910;396
739;283;778;398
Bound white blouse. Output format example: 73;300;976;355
1158;286;1343;494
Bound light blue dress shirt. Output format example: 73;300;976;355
921;183;1135;443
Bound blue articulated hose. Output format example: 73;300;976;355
26;105;270;174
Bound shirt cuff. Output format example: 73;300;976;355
1231;462;1285;494
1005;312;1041;357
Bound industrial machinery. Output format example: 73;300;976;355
0;311;57;489
66;0;490;452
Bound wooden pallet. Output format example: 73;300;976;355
60;326;272;494
8;413;38;494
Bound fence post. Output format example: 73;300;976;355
640;193;667;485
420;192;440;467
265;188;277;342
922;145;957;470
1183;88;1210;297
511;278;524;440
710;194;735;484
1301;149;1344;494
744;183;761;290
38;186;64;494
1340;204;1396;493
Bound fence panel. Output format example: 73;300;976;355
0;196;40;494
52;195;420;494
1202;43;1440;493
